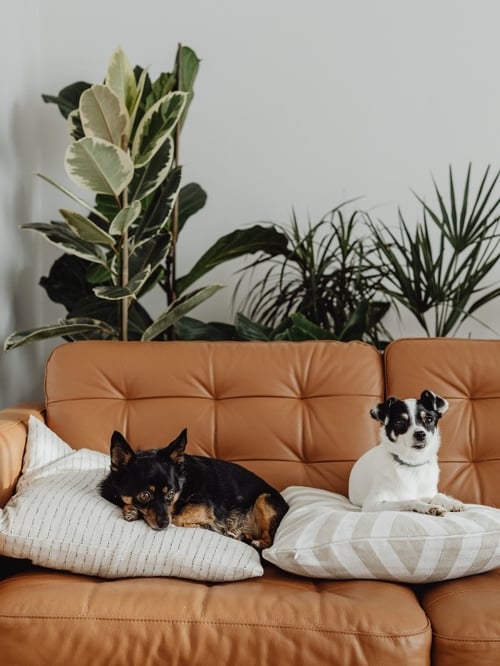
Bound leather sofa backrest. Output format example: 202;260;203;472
44;340;383;494
385;338;500;506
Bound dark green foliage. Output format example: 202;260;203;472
232;206;390;347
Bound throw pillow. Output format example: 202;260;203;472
0;416;263;581
263;486;500;583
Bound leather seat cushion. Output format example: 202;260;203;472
419;569;500;665
0;566;431;666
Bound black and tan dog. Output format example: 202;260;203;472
99;428;288;549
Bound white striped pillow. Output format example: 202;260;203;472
263;486;500;583
0;416;263;581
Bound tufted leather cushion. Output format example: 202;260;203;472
44;340;384;496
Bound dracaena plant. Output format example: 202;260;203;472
235;206;391;346
5;46;284;351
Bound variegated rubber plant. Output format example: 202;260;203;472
5;44;287;351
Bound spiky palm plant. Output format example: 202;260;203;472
367;164;500;337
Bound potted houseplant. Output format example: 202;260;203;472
4;45;284;350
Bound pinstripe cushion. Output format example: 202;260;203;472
0;417;263;581
263;486;500;583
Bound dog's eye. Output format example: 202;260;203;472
423;415;434;426
165;489;175;501
137;490;152;503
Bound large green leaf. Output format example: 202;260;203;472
67;109;84;141
60;209;115;246
4;318;118;351
109;201;141;236
130;229;171;278
141;284;223;341
178;182;207;233
175;45;200;129
174;316;236;340
286;312;337;340
234;313;272;341
21;222;108;265
128;67;149;132
177;225;289;294
42;81;91;118
338;301;371;341
93;267;152;300
36;173;109;223
128;135;175;201
131;91;187;168
105;47;137;112
39;254;95;309
65;137;134;196
133;167;181;240
80;84;129;146
176;46;200;94
147;70;176;107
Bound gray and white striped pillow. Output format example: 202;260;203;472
263;486;500;583
0;416;263;581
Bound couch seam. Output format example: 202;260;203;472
432;633;500;644
0;418;27;432
0;616;431;637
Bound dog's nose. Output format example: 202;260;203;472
156;518;170;529
414;430;426;442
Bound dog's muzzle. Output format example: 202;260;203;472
412;430;427;449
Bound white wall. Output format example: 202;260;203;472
2;0;500;407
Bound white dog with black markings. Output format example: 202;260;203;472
349;389;465;515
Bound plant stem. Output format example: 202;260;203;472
163;43;183;341
121;232;129;341
169;43;182;307
121;190;129;341
171;122;180;305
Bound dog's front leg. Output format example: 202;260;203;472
363;498;448;515
122;504;139;521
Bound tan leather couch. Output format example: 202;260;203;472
1;338;499;665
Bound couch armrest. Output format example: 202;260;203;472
0;403;45;507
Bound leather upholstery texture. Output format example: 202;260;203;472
0;567;430;666
44;340;384;497
1;338;499;664
0;404;44;508
418;569;500;666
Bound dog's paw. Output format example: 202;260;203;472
431;494;466;513
250;538;271;550
441;500;466;513
426;504;447;517
123;505;139;521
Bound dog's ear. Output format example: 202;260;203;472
110;431;136;472
420;390;449;417
370;396;397;424
161;428;188;465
